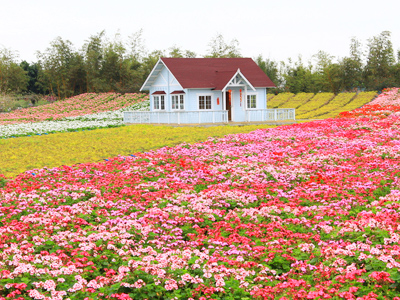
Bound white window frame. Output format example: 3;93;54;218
246;93;257;109
153;95;165;110
198;94;212;110
171;94;185;110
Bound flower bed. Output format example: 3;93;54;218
369;88;400;106
0;124;275;178
0;93;148;125
1;103;400;299
0;99;150;139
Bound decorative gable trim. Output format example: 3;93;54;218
222;69;256;92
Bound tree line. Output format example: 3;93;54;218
260;31;400;94
0;30;399;99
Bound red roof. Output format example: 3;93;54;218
151;91;166;95
161;57;276;89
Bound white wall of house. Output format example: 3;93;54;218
185;89;223;111
227;87;267;122
149;67;183;111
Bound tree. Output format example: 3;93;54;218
364;31;395;90
338;37;364;91
139;50;164;82
82;31;106;92
205;34;241;58
20;61;43;94
127;29;147;63
168;46;196;58
255;55;282;90
67;53;86;95
100;33;127;92
37;37;76;98
281;56;317;93
312;50;343;93
0;48;28;94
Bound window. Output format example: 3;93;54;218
247;94;257;109
153;95;165;110
172;94;185;110
199;95;212;110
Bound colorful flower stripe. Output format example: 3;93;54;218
369;88;400;106
0;123;275;178
0;93;148;125
0;101;150;139
1;104;400;299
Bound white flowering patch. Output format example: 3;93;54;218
0;100;150;138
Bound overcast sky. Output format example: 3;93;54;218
1;0;399;64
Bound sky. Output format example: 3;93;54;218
1;0;400;64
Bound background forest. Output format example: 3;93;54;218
0;30;399;104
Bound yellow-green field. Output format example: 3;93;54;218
268;91;377;119
0;124;277;178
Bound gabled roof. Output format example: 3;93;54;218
140;58;276;91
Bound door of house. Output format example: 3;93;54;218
225;91;232;121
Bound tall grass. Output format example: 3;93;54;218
0;94;53;113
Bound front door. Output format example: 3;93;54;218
225;91;232;121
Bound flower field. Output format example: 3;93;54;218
0;124;275;178
0;93;148;125
0;94;149;139
1;89;400;299
370;88;400;106
0;90;379;140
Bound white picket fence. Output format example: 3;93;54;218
246;109;296;122
123;109;295;124
123;111;228;124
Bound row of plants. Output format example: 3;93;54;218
0;123;275;178
1;99;400;299
287;92;377;119
278;93;315;109
302;92;356;118
0;93;148;125
320;91;378;119
292;92;334;118
0;98;150;139
266;93;295;108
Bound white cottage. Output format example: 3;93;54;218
124;58;295;124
